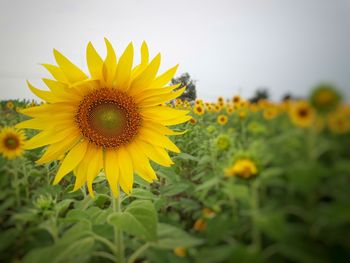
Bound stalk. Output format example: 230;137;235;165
112;192;125;263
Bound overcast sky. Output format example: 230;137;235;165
1;0;349;101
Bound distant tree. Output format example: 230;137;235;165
249;88;269;103
170;73;197;101
282;93;292;101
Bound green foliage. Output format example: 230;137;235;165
1;99;350;263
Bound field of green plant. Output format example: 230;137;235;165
1;89;350;263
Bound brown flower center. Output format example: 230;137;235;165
75;88;141;148
4;136;19;150
298;108;309;117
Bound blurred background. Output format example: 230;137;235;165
1;0;350;101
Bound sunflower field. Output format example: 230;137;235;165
1;41;350;263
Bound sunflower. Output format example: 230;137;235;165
214;134;230;150
6;101;14;110
17;39;190;197
310;84;341;113
217;114;228;125
263;106;278;120
193;218;207;232
232;95;241;104
189;117;197;125
0;127;26;159
174;247;186;257
193;104;205;115
327;112;350;134
225;158;258;178
289;101;315;128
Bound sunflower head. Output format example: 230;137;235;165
232;95;241;104
310;84;341;113
174;247;186;257
214;134;230;151
0;127;26;159
17;39;190;197
327;112;350;134
193;104;205;115
189;117;197;125
289;101;315;128
263;107;278;120
6;101;14;110
217;114;228;125
225;158;258;178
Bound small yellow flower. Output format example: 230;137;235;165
174;247;186;257
202;208;216;219
193;218;207;232
217;115;228;125
214;134;230;150
6;101;14;110
226;106;234;115
189;117;197;125
0;127;26;159
232;95;241;104
225;159;258;178
238;110;247;119
310;84;341;113
263;107;278;120
327;112;350;134
193;105;205;116
289;101;315;128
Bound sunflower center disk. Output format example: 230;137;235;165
89;104;125;137
4;136;19;150
76;88;141;148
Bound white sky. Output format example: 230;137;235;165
0;0;349;101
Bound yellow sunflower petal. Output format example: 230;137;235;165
27;81;57;103
138;87;186;107
104;149;120;197
36;133;81;164
72;165;87;192
135;140;173;167
129;53;161;95
102;38;117;87
116;147;134;195
53;140;88;185
86;42;103;80
134;84;181;103
126;143;157;182
24;128;77;150
114;42;133;90
159;115;192;126
149;64;178;89
131;41;149;78
139;128;180;153
142;121;186;136
141;106;189;121
41;64;68;83
86;146;103;197
53;49;88;83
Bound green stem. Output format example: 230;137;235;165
251;181;261;251
112;192;125;263
127;243;150;263
92;251;116;262
13;165;20;207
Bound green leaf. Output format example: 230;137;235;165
153;223;203;249
131;188;157;200
160;183;189;196
107;200;157;241
23;237;94;263
195;177;219;192
175;152;198;161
